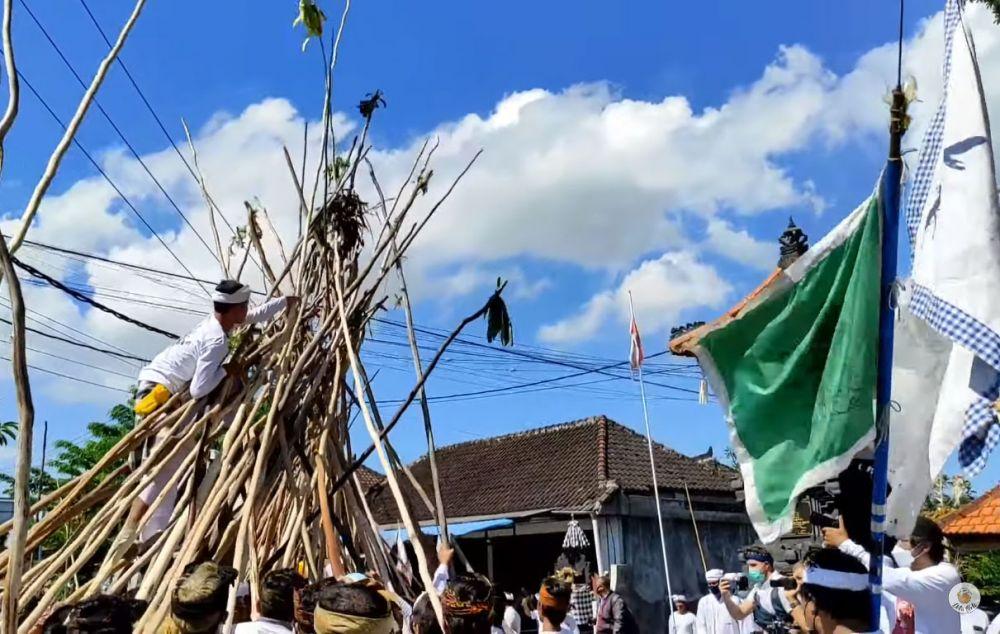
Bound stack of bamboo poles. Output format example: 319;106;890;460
0;90;491;631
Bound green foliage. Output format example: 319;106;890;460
293;0;326;51
0;420;15;446
484;278;514;347
922;473;974;514
48;402;135;480
958;551;1000;600
0;467;59;498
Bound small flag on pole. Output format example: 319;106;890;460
630;314;644;370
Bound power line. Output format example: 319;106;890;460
17;237;240;295
11;255;180;340
0;317;150;363
0;340;135;380
18;0;220;265
0;294;140;362
76;0;265;278
10;62;210;294
0;354;130;394
374;318;700;395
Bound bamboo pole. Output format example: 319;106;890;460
0;233;34;633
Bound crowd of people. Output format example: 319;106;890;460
26;506;995;633
35;281;985;634
26;544;642;634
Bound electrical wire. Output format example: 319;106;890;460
9;63;210;294
18;0;220;265
0;354;130;393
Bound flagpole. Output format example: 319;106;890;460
869;1;906;626
628;291;675;624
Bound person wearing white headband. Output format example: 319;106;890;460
668;594;695;634
119;280;298;551
696;569;742;633
793;548;876;634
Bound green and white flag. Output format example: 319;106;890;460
670;189;882;542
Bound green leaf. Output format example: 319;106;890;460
293;0;327;50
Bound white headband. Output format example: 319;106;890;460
213;284;251;304
705;569;724;582
802;566;869;591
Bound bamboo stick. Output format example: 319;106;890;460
0;232;34;633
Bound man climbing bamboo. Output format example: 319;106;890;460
123;279;298;549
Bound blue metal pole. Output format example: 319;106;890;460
869;87;906;629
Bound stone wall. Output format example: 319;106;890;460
596;493;755;632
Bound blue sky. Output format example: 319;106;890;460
1;0;997;503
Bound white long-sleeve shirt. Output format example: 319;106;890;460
839;539;961;634
696;594;741;634
669;610;696;634
138;298;287;398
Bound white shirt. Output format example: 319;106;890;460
669;610;697;634
962;609;990;633
233;617;293;633
138;298;287;398
745;572;794;620
532;610;578;634
986;612;1000;634
695;593;741;634
839;539;961;634
503;605;521;634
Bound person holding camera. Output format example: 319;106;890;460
719;550;795;633
696;569;743;633
823;516;960;634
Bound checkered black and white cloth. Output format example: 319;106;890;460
911;282;1000;476
905;0;963;249
571;584;595;627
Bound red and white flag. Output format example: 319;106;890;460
629;315;644;370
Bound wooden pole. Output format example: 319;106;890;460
0;233;35;633
683;482;708;574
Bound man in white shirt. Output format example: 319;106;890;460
696;569;742;634
233;569;305;633
123;280;297;548
824;515;961;634
668;595;696;634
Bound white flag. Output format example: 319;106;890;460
887;0;1000;537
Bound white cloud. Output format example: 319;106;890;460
538;251;731;344
5;4;1000;401
704;219;775;272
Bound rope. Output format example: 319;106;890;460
11;256;180;340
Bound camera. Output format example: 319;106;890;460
722;572;749;592
769;578;798;591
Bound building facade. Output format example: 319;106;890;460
367;415;755;632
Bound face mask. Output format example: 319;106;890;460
709;586;721;597
747;569;766;585
891;544;914;568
